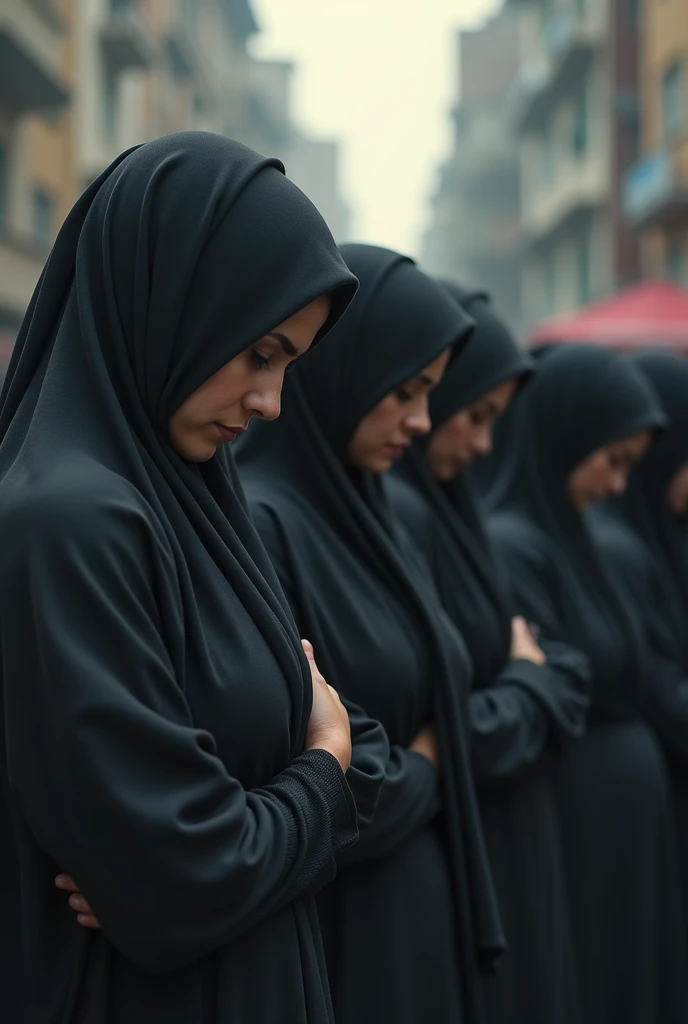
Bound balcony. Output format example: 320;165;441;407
0;0;68;113
167;6;197;78
623;151;688;227
517;11;604;132
522;153;607;247
100;0;154;73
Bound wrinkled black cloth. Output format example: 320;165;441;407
389;287;589;1024
595;350;688;949
237;245;505;1024
488;344;688;1024
0;132;390;1024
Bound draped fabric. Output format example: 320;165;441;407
487;344;687;1024
0;132;386;1024
389;288;589;1024
237;245;504;1024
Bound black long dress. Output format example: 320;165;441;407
0;133;388;1024
487;343;688;1024
591;350;688;950
237;246;505;1024
388;287;590;1024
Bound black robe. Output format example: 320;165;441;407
237;246;505;1024
388;287;590;1024
487;344;688;1024
592;350;688;950
0;133;388;1024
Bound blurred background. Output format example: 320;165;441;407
0;0;687;373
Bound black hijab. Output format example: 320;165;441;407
613;351;688;666
392;285;533;687
0;132;355;653
473;341;554;508
236;245;506;988
490;343;666;713
0;133;360;980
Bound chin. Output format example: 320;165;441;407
369;455;394;475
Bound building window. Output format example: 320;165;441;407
665;238;687;283
662;61;684;141
102;72;118;141
0;145;7;226
32;188;54;246
544;259;556;316
541;126;556;185
572;90;588;157
577;235;592;305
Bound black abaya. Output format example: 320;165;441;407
486;344;688;1024
388;287;589;1024
0;133;388;1024
592;350;688;951
236;246;505;1024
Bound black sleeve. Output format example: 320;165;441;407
470;646;591;786
251;500;441;863
0;497;358;975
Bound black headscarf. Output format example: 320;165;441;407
0;133;360;986
392;285;533;686
237;245;506;999
490;343;666;712
472;342;555;507
613;351;688;666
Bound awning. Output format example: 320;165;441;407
528;280;688;351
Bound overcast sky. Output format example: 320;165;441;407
252;0;499;257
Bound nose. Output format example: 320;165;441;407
473;425;492;456
244;382;282;422
609;471;628;496
405;395;432;436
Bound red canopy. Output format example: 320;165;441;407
528;280;688;351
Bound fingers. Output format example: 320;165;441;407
55;874;80;893
68;892;94;916
301;638;314;658
76;914;101;929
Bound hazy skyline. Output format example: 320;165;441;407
252;0;499;257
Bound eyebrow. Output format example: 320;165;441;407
268;331;299;357
416;373;435;387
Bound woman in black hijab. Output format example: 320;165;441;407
387;287;590;1024
487;343;688;1024
590;350;688;948
236;245;505;1024
0;132;390;1024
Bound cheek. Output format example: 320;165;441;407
361;403;399;447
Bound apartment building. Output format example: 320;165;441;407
513;0;640;329
624;0;688;284
0;0;75;330
421;8;522;329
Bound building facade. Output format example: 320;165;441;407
0;0;351;346
0;0;75;331
623;0;688;285
421;8;522;329
513;0;641;330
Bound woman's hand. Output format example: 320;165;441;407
510;615;546;665
55;874;101;929
408;724;440;770
302;640;352;773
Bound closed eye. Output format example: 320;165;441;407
251;349;270;371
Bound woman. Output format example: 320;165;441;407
487;343;688;1024
590;350;688;948
236;245;505;1024
387;286;590;1024
0;132;388;1024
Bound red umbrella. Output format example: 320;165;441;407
528;280;688;351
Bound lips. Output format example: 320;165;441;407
216;424;246;443
387;442;410;459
